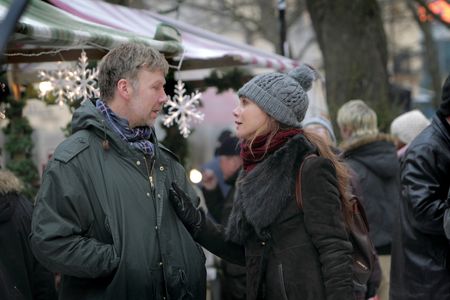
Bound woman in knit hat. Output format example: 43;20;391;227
169;65;354;300
390;109;430;159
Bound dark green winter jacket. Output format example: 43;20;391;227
30;100;206;300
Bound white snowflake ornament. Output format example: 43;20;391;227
163;80;204;138
72;49;99;102
38;62;74;105
38;50;99;105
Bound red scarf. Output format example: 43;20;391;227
241;128;303;173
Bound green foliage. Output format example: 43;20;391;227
2;97;40;198
4;134;34;154
6;159;39;199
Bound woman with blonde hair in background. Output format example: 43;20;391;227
337;100;401;300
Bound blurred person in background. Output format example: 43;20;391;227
0;170;57;300
391;74;450;300
390;109;430;161
302;116;337;147
201;134;246;300
201;129;234;221
337;99;401;300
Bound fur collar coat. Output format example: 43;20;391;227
221;133;353;300
226;134;314;244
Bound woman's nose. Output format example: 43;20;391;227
232;106;239;117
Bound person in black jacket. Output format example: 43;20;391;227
169;64;354;300
0;170;57;300
390;74;450;300
337;99;401;300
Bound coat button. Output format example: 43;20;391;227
159;261;163;267
146;193;150;197
136;161;141;165
159;166;164;171
261;241;266;246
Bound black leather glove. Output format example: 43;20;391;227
170;183;246;266
169;182;204;235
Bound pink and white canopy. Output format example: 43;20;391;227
49;0;300;71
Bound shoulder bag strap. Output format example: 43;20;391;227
295;154;318;209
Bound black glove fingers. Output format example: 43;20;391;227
169;187;185;211
171;182;190;200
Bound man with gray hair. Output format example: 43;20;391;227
30;42;207;299
337;99;401;300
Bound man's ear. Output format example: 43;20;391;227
117;78;131;100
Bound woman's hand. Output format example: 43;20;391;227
169;182;204;234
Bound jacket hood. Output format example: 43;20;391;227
341;134;399;178
0;170;22;222
72;99;109;135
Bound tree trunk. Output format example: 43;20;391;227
305;0;393;130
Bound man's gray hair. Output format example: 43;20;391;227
98;42;169;101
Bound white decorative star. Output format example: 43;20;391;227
38;62;73;105
163;80;204;138
72;49;99;102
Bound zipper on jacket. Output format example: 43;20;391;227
355;259;368;271
143;155;156;192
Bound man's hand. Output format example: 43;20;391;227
169;182;204;234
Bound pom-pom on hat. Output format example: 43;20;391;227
237;64;316;128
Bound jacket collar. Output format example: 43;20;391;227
435;112;450;145
340;133;394;153
225;134;315;244
72;100;161;157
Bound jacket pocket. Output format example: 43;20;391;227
278;264;289;300
166;265;194;300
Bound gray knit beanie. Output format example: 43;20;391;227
237;64;316;128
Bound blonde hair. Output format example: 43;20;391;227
337;99;379;139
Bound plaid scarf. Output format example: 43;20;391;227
96;99;154;157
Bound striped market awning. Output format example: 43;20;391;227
1;0;183;63
50;0;301;72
